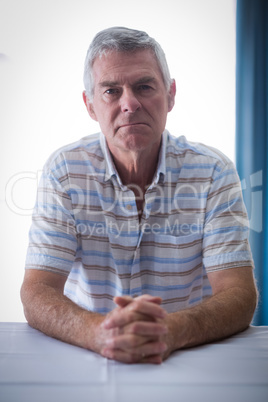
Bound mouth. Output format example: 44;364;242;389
118;122;148;130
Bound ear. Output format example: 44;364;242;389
82;91;98;122
167;79;176;112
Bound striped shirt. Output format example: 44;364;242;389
25;130;254;314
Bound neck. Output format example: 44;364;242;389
109;145;160;192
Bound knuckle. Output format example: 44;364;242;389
128;311;138;322
111;327;120;336
129;352;139;363
101;348;114;359
127;322;140;334
129;300;140;312
128;335;139;348
107;337;116;348
134;300;143;310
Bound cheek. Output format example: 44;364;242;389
94;106;109;124
153;105;168;125
97;110;117;134
151;97;168;115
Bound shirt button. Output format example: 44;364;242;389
126;204;132;210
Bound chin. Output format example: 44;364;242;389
121;135;156;152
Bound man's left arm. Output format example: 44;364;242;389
162;265;257;359
158;157;257;359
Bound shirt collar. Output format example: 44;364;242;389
100;130;167;184
100;133;121;183
154;129;167;184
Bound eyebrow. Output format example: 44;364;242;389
134;76;157;85
98;76;157;88
99;80;119;88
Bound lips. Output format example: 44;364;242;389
118;122;148;129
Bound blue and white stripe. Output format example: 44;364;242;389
25;130;254;314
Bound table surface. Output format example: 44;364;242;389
0;323;267;402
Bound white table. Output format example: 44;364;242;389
0;323;267;402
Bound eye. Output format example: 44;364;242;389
105;88;119;95
138;84;153;91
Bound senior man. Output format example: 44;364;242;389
21;27;257;364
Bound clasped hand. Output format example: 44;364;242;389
99;294;169;364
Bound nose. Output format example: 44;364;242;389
120;89;141;113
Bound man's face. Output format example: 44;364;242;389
84;49;175;156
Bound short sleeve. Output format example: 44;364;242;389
202;160;254;273
25;157;78;276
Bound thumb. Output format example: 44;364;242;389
113;295;133;308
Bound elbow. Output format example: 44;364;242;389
249;282;258;324
241;282;258;329
20;282;30;322
20;282;36;328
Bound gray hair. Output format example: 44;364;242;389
83;26;172;100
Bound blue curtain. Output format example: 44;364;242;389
236;0;268;325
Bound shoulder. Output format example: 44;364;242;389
167;132;232;166
42;133;105;176
166;132;236;179
45;133;102;166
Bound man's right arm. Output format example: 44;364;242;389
20;269;104;352
20;270;167;363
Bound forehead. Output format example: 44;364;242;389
92;49;164;85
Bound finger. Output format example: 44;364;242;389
101;347;136;363
125;320;168;336
102;340;167;363
133;340;168;358
103;348;163;364
105;333;148;349
105;333;167;352
103;300;166;329
114;294;163;308
113;296;133;308
101;348;165;364
102;310;152;331
143;355;163;364
127;299;166;319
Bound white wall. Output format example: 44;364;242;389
0;0;236;321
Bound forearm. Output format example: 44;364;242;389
21;281;103;352
166;285;257;353
21;276;168;364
